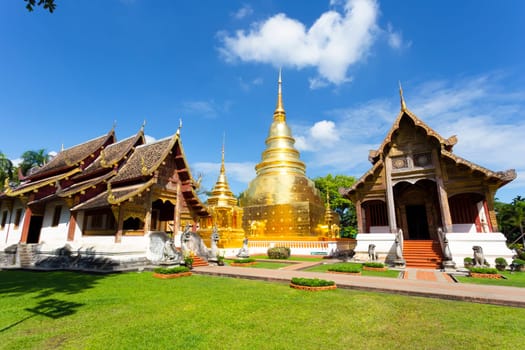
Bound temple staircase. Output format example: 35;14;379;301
403;240;443;268
191;255;209;267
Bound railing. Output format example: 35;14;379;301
437;227;455;268
248;240;330;250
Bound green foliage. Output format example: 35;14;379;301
233;258;256;264
469;267;499;275
291;277;335;287
363;262;385;268
495;258;508;267
512;259;525;266
19;149;49;176
153;266;190;274
24;0;56;13
464;257;473;265
327;263;361;273
313;174;357;237
495;196;525;244
267;247;291;259
0;151;13;191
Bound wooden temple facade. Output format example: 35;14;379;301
341;90;516;268
0;126;208;267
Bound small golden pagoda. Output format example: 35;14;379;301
240;72;326;240
200;142;245;248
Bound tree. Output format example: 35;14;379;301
20;149;49;176
24;0;56;13
496;195;525;246
313;174;357;238
0;151;14;191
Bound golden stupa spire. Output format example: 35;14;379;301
207;137;237;207
273;68;286;122
399;81;407;111
254;71;306;177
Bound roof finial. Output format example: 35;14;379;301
176;118;183;136
220;133;226;174
112;120;117;131
141;120;146;131
273;68;286;122
399;81;407;111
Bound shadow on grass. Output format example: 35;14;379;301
0;298;84;333
0;270;108;298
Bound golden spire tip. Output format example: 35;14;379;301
399;81;407;111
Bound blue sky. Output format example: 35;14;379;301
1;0;524;202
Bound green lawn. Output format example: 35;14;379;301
455;271;525;288
1;270;524;350
304;262;401;278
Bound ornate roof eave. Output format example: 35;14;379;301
107;177;157;205
441;150;517;185
5;167;82;197
57;170;117;198
370;108;456;165
339;161;383;198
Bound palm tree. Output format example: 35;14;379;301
19;149;49;176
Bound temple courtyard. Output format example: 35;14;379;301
1;262;525;350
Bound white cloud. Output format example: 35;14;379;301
385;22;410;50
232;4;253;20
219;0;380;86
181;100;232;119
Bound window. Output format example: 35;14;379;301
52;206;62;227
14;209;22;228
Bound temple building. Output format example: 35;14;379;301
340;87;516;268
0;125;208;268
199;142;244;249
240;73;335;253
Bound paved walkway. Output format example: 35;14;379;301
193;261;525;308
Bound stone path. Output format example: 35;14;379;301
193;261;525;308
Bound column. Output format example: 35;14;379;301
432;150;453;233
355;199;364;233
20;206;33;243
384;157;398;233
67;212;77;241
174;182;181;234
115;206;124;243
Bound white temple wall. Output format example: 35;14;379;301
39;200;69;245
0;200;26;248
353;233;396;262
447;232;514;267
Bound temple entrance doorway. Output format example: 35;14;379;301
394;179;441;241
27;215;43;243
406;205;430;239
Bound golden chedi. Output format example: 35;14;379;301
240;73;326;240
200;143;245;248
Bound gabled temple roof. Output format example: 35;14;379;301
25;129;115;181
110;135;175;185
341;93;516;197
75;129;144;180
4;167;81;197
57;171;116;198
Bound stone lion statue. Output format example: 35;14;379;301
368;244;377;261
473;245;485;266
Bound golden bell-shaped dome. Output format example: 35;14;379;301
241;72;325;238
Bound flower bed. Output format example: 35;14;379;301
290;283;337;291
153;271;192;279
290;277;337;291
469;273;503;279
363;266;387;272
153;266;192;279
230;261;257;267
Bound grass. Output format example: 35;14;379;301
304;262;401;278
1;271;525;350
455;271;525;288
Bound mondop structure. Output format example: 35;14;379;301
0;79;517;269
